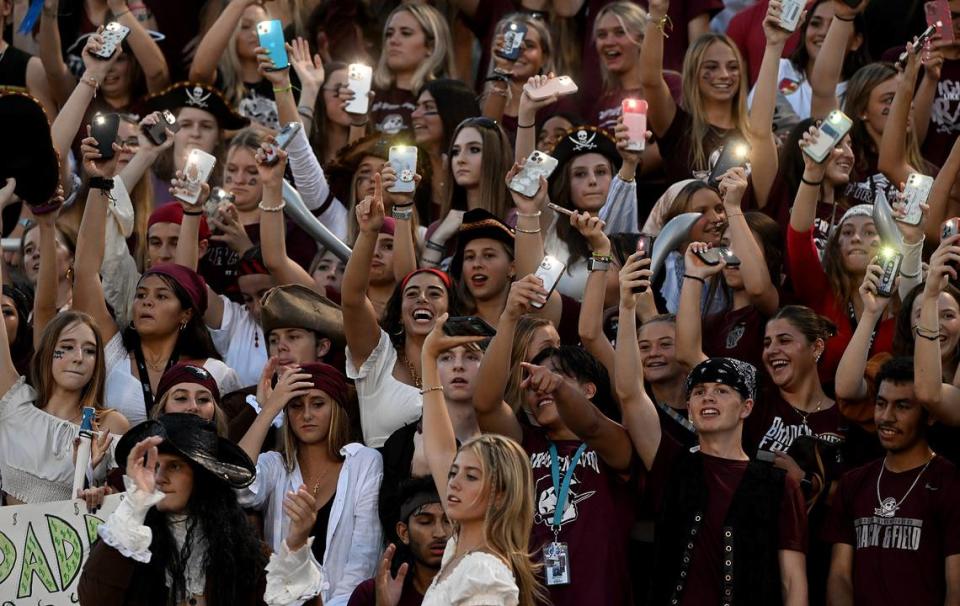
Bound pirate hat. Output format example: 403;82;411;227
450;208;515;279
116;413;256;488
547;125;622;173
143;81;249;131
260;284;345;346
0;92;59;208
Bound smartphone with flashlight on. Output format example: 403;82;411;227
91;113;120;159
263;121;302;165
926;0;955;43
803;110;853;163
622;99;648;152
695;247;741;267
875;246;903;298
497;22;528;61
632;234;654;294
175;149;217;206
707;140;750;186
91;21;130;60
388;145;418;193
144;110;180;146
898;173;934;226
345;63;373;115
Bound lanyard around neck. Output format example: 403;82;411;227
548;441;588;530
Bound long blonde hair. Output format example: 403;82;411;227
680;34;750;172
373;4;454;92
280;394;352;471
592;1;648;92
459;434;543;606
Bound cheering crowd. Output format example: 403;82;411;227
2;0;960;604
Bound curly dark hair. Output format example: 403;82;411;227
380;272;461;350
530;345;619;422
133;461;266;605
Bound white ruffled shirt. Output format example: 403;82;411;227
98;477;324;605
421;537;519;606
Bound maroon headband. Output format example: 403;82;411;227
400;268;452;292
155;363;221;405
142;263;208;314
299;363;348;408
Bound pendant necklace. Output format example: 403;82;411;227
874;455;934;518
792;398;823;430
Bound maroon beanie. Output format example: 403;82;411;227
149;202;212;241
155;363;221;405
380;217;396;236
142;263;209;314
299;363;348;408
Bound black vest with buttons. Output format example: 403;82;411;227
650;451;786;606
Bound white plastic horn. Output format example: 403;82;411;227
650;212;703;278
281;180;352;262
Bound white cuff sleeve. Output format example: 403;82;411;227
97;476;165;563
264;537;327;605
898;236;925;299
246;395;285;428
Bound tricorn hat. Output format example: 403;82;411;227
0;92;59;208
143;81;249;131
260;284;345;345
115;413;256;488
450;208;515;279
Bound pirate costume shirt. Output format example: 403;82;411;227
823;456;960;605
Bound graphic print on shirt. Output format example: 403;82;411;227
854;515;923;551
529;450;599;530
757;416;843;453
238;89;280;131
932;78;960;136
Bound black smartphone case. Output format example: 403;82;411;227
92;114;120;159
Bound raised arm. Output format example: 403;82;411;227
37;0;78;105
576;217;616;376
922;135;960;243
109;0;169;92
616;252;661;469
914;40;946;145
342;174;387;369
188;0;254;84
638;0;677;137
0;180;21;394
721;169;779;314
472;277;546;443
256;149;315;290
239;361;313;462
878;42;921;188
421;317;486;503
675;243;717;368
377;165;419;280
119;112;175;191
32;200;65;347
809;1;864;119
514;75;558;162
532;362;634;472
834;265;891;401
790;126;831;233
72;132;123;345
748;2;790;208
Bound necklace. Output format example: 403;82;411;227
874;455;934;518
792;398;823;429
399;352;422;389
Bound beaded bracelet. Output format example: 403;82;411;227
258;200;286;212
420;385;444;395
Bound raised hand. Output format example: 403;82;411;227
798;125;832;174
254;140;289;190
718;167;749;208
570;211;610;254
890;186;927;245
80;127;123;178
763;0;801;46
518;74;558;118
170;169;211;211
422;313;488;360
137;112;176;155
683;242;726;279
519;361;565;395
833;0;867;20
81;27;123;83
618;251;651;308
505;160;549;213
209;202;255;254
283;486;318;551
263;366;315;416
356;173;386;234
504;275;549;320
430;209;465;243
77;485;115;513
125;436;163;495
924;234;960;298
255;46;291;86
288;38;325;93
859;262;892;316
374;544;409;606
613;116;650;167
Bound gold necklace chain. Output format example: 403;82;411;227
400;352;422;389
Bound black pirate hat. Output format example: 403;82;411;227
143;81;249;131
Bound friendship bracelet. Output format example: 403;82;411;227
258;200;286;212
656;14;673;38
182;209;203;216
801;176;824;186
683;274;705;284
297;106;315;119
834;14;855;22
419;385;444;395
516;210;541;218
425;240;446;252
515;226;541;234
517;122;536;129
392;206;414;220
915;324;940;336
914;329;940;342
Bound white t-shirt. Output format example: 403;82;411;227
103;333;242;425
207;296;266;389
748;58;849;121
421;537;519;606
345;329;422;448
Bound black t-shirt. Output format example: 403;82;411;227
0;45;31;89
370;87;417;136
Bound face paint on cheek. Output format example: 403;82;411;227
53;350;64;359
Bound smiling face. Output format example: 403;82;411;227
174;108;218;170
595;12;641;75
837;216;880;273
411;90;444;148
401;273;449;337
101;52;133;98
511;25;545;80
51;321;98;392
698;41;740;104
804;2;835;62
445;448;489;522
462;238;514;302
1;295;18;347
910;292;960;359
224;146;262;212
438;345;483;402
155;453;194;513
370;234;396;286
687;188;727;245
522;357;593;429
637;321;684;384
687;381;752;434
384;10;431;73
763;318;822;389
569;153;613;212
288;389;335;444
133;275;191;337
162;383;217;421
875;380;927;453
824;135;854;186
450;127;484;189
399;502;451;569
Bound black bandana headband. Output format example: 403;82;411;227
685;357;757;401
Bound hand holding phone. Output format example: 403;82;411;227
388;146;418;194
532;255;565;309
175;149;217;205
91;22;130;60
803;111;853;163
496;22;528;61
264;122;302;165
91;113;121;160
622;99;648;152
256;20;289;70
144;110;180;146
631;235;653;294
442;316;497;338
874;246;903;298
523;75;578;102
344;64;373;115
509;151;558;197
707;141;750;186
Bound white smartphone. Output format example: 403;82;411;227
899;173;934;226
531;255;565;309
92;21;131;60
779;0;806;32
622;99;648;152
509;150;559;197
175;149;217;206
264;121;302;165
388;145;418;193
803;110;853;164
523;75;578;102
345;64;373;115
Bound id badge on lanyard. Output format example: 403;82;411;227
543;442;586;586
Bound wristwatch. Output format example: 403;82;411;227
587;257;610;272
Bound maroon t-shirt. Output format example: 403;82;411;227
922;58;960;169
347;576;424;606
522;426;634;606
589;74;683;133
646;434;808;606
370;87;417;136
657;105;736;184
638;0;724;73
726;1;802;86
823;456;960;605
744;391;847;455
702;304;767;375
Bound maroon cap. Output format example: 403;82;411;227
155;363;221;405
142;263;208;314
380;217;396;236
149;202;212;241
299;363;348;408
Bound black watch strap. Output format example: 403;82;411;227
89;176;114;191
